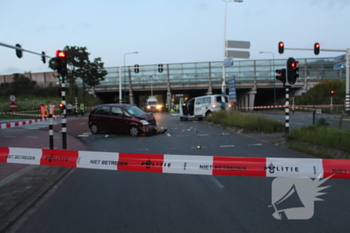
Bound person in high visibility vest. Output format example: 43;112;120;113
80;103;85;116
44;104;49;117
40;104;46;120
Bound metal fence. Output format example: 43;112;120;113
99;57;342;87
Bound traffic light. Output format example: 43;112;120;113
55;50;67;76
59;103;65;112
158;64;163;73
286;57;299;85
15;43;23;58
314;43;320;55
330;90;335;96
41;51;46;64
134;64;139;73
278;41;284;54
275;69;286;83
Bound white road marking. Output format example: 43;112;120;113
220;145;235;148
167;133;171;137
221;133;230;135
105;135;109;138
78;135;89;137
208;176;224;188
248;143;262;146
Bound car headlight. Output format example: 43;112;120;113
212;104;216;108
147;106;151;109
156;105;162;109
140;120;149;125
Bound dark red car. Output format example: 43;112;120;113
88;104;157;136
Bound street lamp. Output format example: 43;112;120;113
260;51;276;112
123;51;138;103
222;0;243;108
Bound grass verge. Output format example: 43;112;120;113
206;110;284;133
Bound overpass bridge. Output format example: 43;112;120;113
95;57;343;109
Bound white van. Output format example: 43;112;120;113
179;94;231;121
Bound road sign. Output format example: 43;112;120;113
334;63;345;70
224;57;234;67
10;102;17;110
228;76;237;103
226;50;250;59
9;94;16;102
334;54;345;63
226;40;251;49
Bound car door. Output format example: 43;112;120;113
110;106;127;133
194;97;204;116
93;106;111;131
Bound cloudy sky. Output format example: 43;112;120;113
0;0;348;75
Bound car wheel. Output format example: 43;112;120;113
205;111;212;117
90;124;99;134
130;126;140;137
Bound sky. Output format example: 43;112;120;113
0;0;349;75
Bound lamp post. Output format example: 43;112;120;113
260;51;276;112
123;51;138;103
222;0;243;108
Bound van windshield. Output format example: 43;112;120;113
148;101;157;105
124;106;146;116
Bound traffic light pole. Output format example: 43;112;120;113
285;86;290;134
60;75;67;149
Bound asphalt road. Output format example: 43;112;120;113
9;113;350;232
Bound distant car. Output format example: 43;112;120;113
88;104;157;136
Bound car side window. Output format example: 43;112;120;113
95;107;110;116
111;107;123;117
196;98;203;105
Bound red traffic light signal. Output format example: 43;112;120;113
278;41;284;54
55;50;68;77
314;43;320;55
330;90;335;96
286;57;299;85
56;50;67;58
275;69;286;83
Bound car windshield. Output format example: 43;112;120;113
124;105;146;116
148;101;157;105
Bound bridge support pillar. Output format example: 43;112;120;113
166;92;171;111
245;90;257;111
129;93;134;105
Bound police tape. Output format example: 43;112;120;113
239;104;345;111
0;147;349;179
0;115;63;129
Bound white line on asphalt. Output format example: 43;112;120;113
167;133;171;137
78;135;89;137
248;143;262;146
208;176;224;188
220;145;235;147
221;133;230;135
105;135;109;138
83;132;91;135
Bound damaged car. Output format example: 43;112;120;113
88;104;158;136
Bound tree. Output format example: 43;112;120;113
79;57;107;96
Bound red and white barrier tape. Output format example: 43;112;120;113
240;104;345;110
0;115;63;129
0;147;348;179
